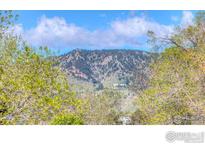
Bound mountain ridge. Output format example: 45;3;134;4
58;49;159;90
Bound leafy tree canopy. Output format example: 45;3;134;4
0;11;86;125
135;12;205;125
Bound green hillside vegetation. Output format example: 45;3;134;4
133;12;205;124
0;11;86;125
83;89;123;124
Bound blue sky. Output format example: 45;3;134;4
13;10;196;53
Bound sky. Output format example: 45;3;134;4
13;10;196;53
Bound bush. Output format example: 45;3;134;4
0;11;86;125
51;114;84;125
134;12;205;125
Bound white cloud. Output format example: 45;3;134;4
15;15;176;49
22;16;91;48
181;11;194;28
8;24;24;36
111;17;174;38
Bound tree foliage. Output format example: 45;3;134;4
51;114;84;125
0;11;85;125
134;12;205;125
84;89;122;125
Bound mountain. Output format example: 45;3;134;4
58;49;158;91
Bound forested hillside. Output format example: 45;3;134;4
58;49;158;91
